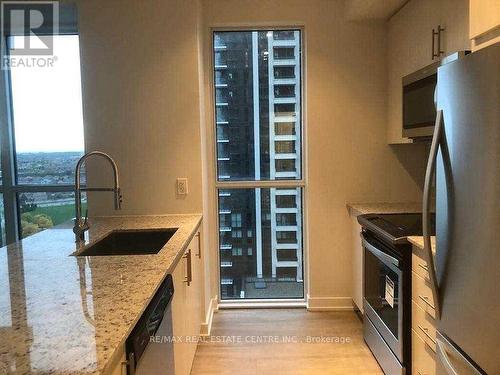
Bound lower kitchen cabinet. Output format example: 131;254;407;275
351;215;363;313
185;231;203;371
107;345;126;375
411;244;437;375
172;229;203;375
412;328;437;375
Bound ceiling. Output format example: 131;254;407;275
344;0;410;21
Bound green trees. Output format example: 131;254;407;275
20;212;54;237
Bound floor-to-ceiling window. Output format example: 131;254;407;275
0;34;85;245
213;30;305;300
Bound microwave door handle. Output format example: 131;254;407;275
423;109;443;319
362;237;399;268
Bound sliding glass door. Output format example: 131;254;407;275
213;29;304;300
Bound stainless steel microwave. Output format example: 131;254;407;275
402;51;469;138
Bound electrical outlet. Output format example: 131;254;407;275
176;178;188;195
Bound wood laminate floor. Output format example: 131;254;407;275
191;309;383;375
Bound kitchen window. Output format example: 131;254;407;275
214;29;304;302
0;33;85;244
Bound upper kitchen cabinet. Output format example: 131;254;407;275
386;0;470;144
469;0;500;50
441;0;471;53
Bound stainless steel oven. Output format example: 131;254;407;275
362;232;407;375
359;213;436;375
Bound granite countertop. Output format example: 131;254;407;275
346;202;423;217
0;214;202;375
408;236;436;254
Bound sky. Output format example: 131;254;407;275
9;35;85;153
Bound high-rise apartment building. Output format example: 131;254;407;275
214;30;303;300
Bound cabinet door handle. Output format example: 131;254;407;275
184;249;192;286
418;263;431;281
437;25;445;57
196;232;201;259
419;295;436;310
432;25;445;59
418;263;429;272
418;324;437;348
432;27;436;59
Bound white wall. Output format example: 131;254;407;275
199;0;429;308
76;0;217;327
75;0;428;310
77;0;203;216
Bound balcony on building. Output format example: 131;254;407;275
274;85;295;98
273;30;296;40
214;35;227;50
274;66;296;79
221;278;234;286
274;103;296;118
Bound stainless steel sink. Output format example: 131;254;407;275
75;228;178;256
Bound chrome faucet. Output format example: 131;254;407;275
73;151;122;242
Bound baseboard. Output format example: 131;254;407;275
306;294;354;311
353;301;364;322
200;295;218;336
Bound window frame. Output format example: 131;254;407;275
0;30;83;245
211;26;307;306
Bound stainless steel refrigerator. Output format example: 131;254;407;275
422;43;499;374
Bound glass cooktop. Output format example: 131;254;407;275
358;213;435;244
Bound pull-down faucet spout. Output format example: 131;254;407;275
73;151;122;242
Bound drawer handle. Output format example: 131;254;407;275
183;249;192;286
419;263;429;272
418;324;437;347
419;295;436;310
419;263;431;281
196;232;201;259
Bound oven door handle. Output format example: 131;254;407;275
362;236;399;268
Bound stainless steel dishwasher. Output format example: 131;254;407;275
126;274;175;375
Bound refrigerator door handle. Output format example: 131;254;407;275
436;338;458;375
423;109;443;319
436;332;483;375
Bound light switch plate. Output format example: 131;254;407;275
176;178;188;195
